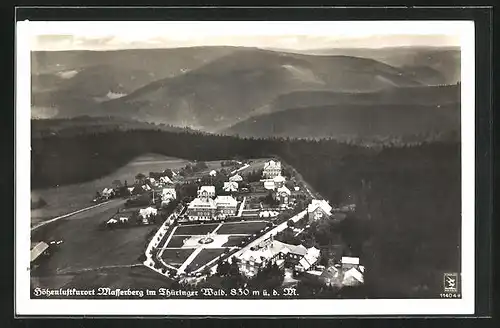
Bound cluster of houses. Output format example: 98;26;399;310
237;235;321;278
260;160;295;208
235;234;364;288
304;256;365;288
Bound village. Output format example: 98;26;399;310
30;158;365;295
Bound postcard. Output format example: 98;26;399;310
16;19;475;316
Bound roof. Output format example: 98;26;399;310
162;187;176;194
307;199;332;215
209;170;217;176
107;218;118;224
276;186;291;195
320;266;340;280
239;241;286;263
31;241;49;262
264;181;275;190
264;160;281;170
160;176;173;184
341;256;360;265
223;181;238;190
139;207;158;218
188;197;217;209
343;267;364;284
299;247;321;270
229;174;243;182
273;175;286;183
199;186;216;193
283;243;307;256
215;195;238;207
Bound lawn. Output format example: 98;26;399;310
221;236;248;247
166;235;189;248
31;204;156;276
187;249;226;271
160;248;195;268
174;223;220;236
217;221;268;235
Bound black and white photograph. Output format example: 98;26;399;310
15;19;476;316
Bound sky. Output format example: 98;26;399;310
26;21;464;51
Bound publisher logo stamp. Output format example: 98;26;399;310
443;273;458;293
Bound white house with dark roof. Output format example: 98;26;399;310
307;199;333;221
275;186;291;205
162;187;177;201
262;160;282;179
215;195;238;218
187;197;217;221
197;185;216;198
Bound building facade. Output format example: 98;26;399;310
273;175;286;188
275;186;291;205
162;187;177;201
215;195;238;218
186;197;217;221
262;160;282;179
197;186;216;198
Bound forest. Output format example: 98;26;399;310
31;128;461;298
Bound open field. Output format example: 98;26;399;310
31;154;192;225
217;221;268;235
188;248;226;271
31;201;156;282
160;249;195;268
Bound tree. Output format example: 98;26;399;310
112;179;123;189
135;173;146;184
248;262;284;290
228;259;240;276
163;168;174;179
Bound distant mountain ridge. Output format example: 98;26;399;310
100;48;431;130
31;46;461;140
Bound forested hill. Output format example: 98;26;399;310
31;129;461;298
